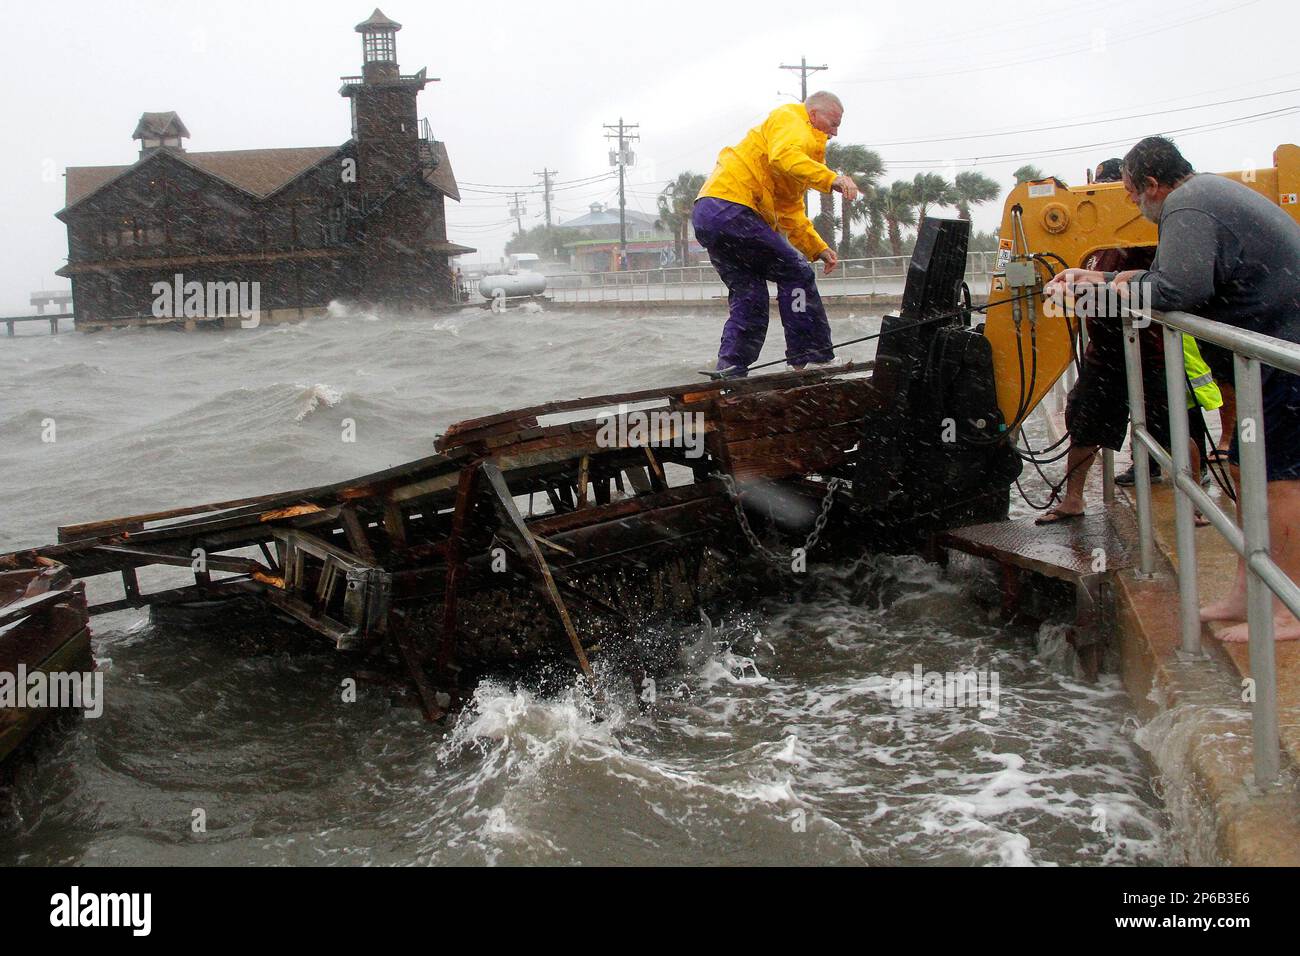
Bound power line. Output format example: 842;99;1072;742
866;85;1300;148
882;104;1300;170
837;0;1262;84
457;171;613;192
457;174;616;197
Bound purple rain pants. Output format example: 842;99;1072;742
691;196;834;374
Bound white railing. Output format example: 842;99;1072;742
1122;309;1300;787
539;251;1000;304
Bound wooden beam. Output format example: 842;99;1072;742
643;447;666;492
480;462;593;678
576;455;590;509
436;463;479;680
395;622;445;722
340;507;376;563
383;500;407;548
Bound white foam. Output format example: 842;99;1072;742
292;383;344;422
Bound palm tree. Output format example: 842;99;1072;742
655;171;706;265
826;143;884;255
911;172;957;222
952;171;1001;221
860;184;887;258
879;181;917;257
815;170;837;250
1013;164;1044;185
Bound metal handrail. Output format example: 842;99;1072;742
1122;308;1300;787
544;250;999;303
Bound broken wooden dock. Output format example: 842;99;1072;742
1;364;896;720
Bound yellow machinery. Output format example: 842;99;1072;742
983;143;1300;426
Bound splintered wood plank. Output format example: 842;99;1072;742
383;500;407;548
544;497;733;563
577;456;590;509
436;415;541;450
527;481;723;537
340;507;376;563
726;423;861;482
713;380;883;436
57;491;290;541
436;463;480;678
644;447;666;491
434;365;872;450
480;462;593;678
54;450;468;544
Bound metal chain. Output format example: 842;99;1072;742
717;474;842;569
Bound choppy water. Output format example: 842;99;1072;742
0;304;1174;865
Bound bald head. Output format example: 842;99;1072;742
806;90;842;110
805;91;844;138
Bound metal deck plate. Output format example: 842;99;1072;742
939;510;1135;582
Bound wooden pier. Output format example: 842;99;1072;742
3;312;74;336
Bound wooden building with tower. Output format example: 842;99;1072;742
56;9;473;330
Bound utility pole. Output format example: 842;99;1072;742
603;118;639;270
781;57;828;215
533;168;557;228
779;55;828;103
507;192;526;237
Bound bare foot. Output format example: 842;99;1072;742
1219;614;1300;643
1201;595;1246;623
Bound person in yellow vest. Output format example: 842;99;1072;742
692;92;860;376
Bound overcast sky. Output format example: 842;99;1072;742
2;0;1296;312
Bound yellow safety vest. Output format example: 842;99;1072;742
1183;335;1222;410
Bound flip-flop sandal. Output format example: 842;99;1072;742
1035;508;1085;526
1207;448;1232;462
1194;510;1211;528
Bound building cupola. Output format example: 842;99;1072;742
356;8;401;82
132;112;189;160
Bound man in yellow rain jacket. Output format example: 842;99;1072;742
692;91;860;376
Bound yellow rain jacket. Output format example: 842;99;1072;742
696;103;837;261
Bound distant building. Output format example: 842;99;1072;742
56;9;474;329
559;202;664;241
557;202;700;272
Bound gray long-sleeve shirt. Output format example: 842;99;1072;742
1130;172;1300;346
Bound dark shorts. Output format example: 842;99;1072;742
1065;334;1173;452
1228;368;1300;480
1064;332;1217;454
1065;364;1188;452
